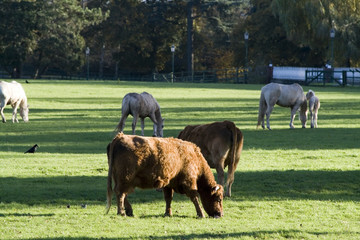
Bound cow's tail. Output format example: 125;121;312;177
105;143;113;214
225;121;244;196
257;91;266;129
228;121;240;170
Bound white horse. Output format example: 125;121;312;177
257;83;308;130
0;81;29;123
306;90;320;128
116;92;164;137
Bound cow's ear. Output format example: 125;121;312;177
211;185;222;195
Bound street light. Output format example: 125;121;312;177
171;44;175;83
329;28;335;68
86;47;90;80
244;31;249;83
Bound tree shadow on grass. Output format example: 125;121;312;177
231;170;360;202
0;170;359;206
242;127;360;150
14;229;360;240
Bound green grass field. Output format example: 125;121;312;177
0;80;359;240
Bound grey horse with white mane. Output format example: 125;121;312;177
257;83;308;130
306;90;320;128
0;81;29;123
116;92;164;137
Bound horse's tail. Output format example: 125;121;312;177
257;91;266;129
115;96;130;132
105;143;113;214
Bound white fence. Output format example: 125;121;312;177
272;66;360;85
273;67;321;81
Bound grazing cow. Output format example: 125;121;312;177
106;133;224;218
306;90;320;128
177;121;244;197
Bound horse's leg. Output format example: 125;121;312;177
140;118;145;136
131;115;138;135
148;113;158;136
0;106;5;123
265;104;274;130
0;107;5;123
0;99;7;123
313;109;318;128
289;107;298;129
259;99;267;129
310;110;314;128
12;103;20;123
152;124;157;137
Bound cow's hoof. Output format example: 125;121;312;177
126;210;134;217
164;209;172;217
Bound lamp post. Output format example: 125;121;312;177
329;28;335;68
244;31;249;83
86;47;90;80
171;44;175;83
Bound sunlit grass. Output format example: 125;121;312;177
0;80;359;239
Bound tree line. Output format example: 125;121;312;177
0;0;359;79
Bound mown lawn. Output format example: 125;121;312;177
0;80;359;240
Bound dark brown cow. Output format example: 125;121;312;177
106;133;224;218
178;120;243;197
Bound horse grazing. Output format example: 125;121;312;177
306;90;320;128
116;92;164;137
257;83;307;130
0;81;29;123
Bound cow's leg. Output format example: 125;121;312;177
215;163;225;188
115;191;127;216
163;187;174;217
188;190;205;218
140;118;145;136
124;196;134;217
225;162;237;198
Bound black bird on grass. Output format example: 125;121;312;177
24;144;39;153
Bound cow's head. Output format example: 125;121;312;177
200;184;224;218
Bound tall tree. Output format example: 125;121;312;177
0;0;106;78
271;0;360;67
83;0;186;74
232;0;324;68
0;1;37;78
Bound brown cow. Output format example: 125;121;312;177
177;120;243;197
106;133;224;218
